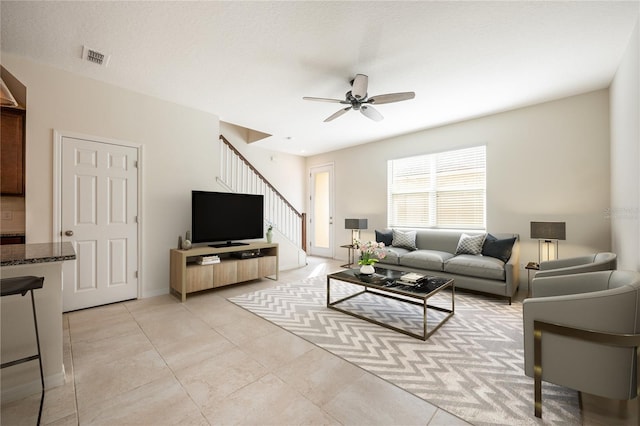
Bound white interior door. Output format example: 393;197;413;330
309;164;334;257
60;135;139;312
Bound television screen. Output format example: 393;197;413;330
192;191;264;246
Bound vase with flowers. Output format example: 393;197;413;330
354;240;387;274
266;223;273;243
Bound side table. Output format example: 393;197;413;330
525;261;540;297
340;244;356;268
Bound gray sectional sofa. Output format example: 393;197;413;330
374;229;520;303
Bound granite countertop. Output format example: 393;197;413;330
1;242;76;266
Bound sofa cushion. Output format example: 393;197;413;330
445;255;505;280
392;229;417;250
399;250;453;271
482;234;516;263
375;229;393;246
377;246;409;265
455;233;486;255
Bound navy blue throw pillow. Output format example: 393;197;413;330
375;229;394;246
482;234;516;263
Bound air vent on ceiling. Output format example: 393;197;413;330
81;46;111;67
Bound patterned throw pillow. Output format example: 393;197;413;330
392;229;417;250
455;233;486;255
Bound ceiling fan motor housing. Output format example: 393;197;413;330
345;91;365;110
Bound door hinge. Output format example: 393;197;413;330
134;160;138;168
134;216;138;223
134;271;138;278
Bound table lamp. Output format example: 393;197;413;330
530;221;566;263
345;218;368;245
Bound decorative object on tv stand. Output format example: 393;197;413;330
354;240;387;275
182;231;192;250
345;218;368;245
530;221;566;263
266;223;273;243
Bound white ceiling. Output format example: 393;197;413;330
1;1;638;156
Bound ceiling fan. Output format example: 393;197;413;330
303;74;415;122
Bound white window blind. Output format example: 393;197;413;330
387;145;486;229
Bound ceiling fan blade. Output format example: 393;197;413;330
368;92;416;105
303;96;345;103
351;74;368;100
324;107;351;122
360;105;383;122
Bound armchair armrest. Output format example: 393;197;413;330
531;271;613;298
523;284;639;403
539;255;594;271
532;320;640;418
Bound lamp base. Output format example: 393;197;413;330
538;239;559;263
351;229;360;245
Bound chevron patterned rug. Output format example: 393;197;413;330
229;276;581;425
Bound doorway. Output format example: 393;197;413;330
309;163;334;258
54;131;141;312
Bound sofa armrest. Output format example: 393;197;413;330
531;271;614;298
503;237;520;295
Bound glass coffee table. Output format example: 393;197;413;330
326;267;454;340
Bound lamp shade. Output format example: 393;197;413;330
530;221;566;240
345;218;368;230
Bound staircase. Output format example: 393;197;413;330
217;135;306;251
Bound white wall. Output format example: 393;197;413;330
1;53;220;297
610;19;640;271
306;90;612;279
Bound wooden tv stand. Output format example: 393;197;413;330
170;242;278;302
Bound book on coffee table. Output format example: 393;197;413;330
400;272;425;283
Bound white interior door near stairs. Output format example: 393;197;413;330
309;164;334;258
56;133;140;312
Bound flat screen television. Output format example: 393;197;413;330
192;191;264;247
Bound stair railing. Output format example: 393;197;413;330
218;135;306;251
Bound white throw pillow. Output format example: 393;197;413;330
455;233;486;255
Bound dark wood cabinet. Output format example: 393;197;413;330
0;235;25;245
1;107;25;195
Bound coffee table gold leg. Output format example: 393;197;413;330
326;277;330;306
423;300;428;339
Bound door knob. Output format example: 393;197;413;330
65;230;74;236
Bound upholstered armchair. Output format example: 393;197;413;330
523;270;640;418
534;252;617;279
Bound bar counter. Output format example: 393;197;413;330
1;242;76;402
1;242;76;266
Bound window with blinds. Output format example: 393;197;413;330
387;145;486;230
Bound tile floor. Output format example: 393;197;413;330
1;257;469;425
2;257;638;425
